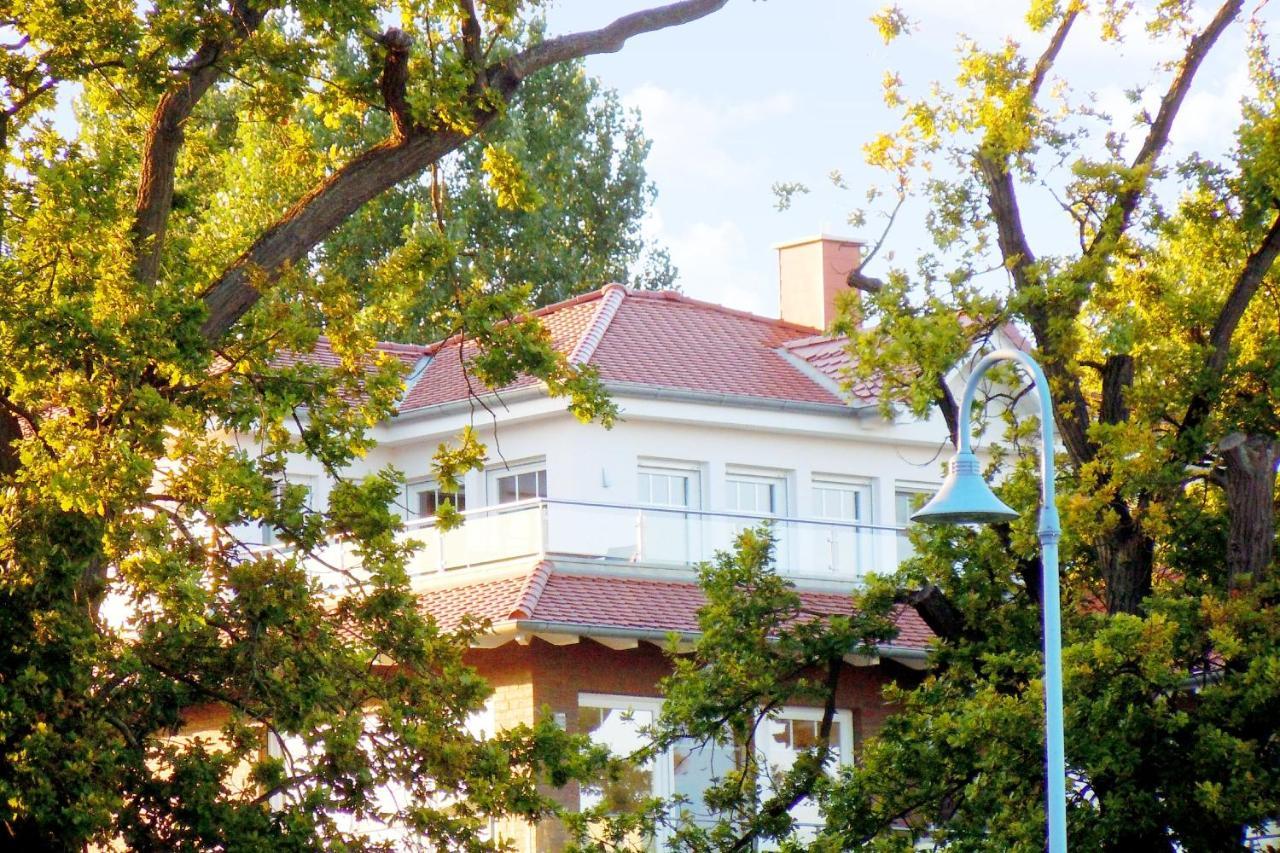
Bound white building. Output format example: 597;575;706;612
267;235;980;849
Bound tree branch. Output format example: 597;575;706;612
499;0;728;85
898;584;965;643
1028;7;1079;101
131;0;266;288
1087;0;1242;256
198;0;730;342
375;28;414;138
1177;209;1280;450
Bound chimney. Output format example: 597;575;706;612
774;235;863;332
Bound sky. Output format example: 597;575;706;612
544;0;1256;318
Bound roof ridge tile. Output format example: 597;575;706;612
567;283;627;365
509;560;554;619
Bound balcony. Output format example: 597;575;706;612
381;498;907;584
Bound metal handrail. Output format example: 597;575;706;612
399;497;908;535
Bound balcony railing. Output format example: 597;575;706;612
389;498;907;582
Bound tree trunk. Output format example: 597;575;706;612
1099;501;1155;615
1220;432;1280;589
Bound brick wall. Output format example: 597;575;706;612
465;638;915;851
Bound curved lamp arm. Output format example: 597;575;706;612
958;348;1059;540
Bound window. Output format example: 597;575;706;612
756;707;854;840
895;487;933;563
638;467;698;508
636;464;702;565
576;695;854;846
812;479;871;522
812;478;873;574
725;472;785;515
578;695;661;817
405;479;465;519
492;465;547;504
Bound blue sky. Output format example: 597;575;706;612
545;0;1253;317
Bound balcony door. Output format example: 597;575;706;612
724;471;788;571
812;479;873;576
637;464;701;564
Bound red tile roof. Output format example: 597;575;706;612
271;288;873;413
398;293;603;411
781;334;880;404
418;561;933;651
398;286;864;412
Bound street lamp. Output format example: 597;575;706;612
910;348;1067;853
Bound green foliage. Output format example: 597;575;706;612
0;1;664;848
620;3;1280;850
568;527;904;852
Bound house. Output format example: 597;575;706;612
260;235;967;849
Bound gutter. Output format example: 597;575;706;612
388;380;878;426
599;381;879;417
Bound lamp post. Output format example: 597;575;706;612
910;349;1067;853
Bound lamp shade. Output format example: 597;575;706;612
911;450;1019;525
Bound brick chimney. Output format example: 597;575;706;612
774;235;863;331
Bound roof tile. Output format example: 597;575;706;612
419;563;933;650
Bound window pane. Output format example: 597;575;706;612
535;469;547;497
672;737;736;825
497;475;517;504
417;489;437;517
758;712;845;833
579;705;655;815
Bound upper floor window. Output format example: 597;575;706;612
812;478;871;523
261;474;316;547
491;461;546;505
638;463;700;509
895;486;933;563
725;472;786;516
405;479;466;519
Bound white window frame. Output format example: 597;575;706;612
576;694;855;842
487;458;548;506
637;460;703;510
724;468;789;516
261;473;316;546
403;477;466;521
894;483;937;563
811;474;874;524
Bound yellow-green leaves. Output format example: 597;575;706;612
870;5;914;44
481;143;544;212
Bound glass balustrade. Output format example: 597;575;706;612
390;498;904;583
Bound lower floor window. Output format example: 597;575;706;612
578;694;853;841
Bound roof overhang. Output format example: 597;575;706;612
472;618;932;670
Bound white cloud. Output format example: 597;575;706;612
646;208;774;317
622;84;795;188
1171;60;1249;157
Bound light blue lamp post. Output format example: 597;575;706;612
910;348;1067;853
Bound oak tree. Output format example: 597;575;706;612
0;1;726;849
584;2;1280;850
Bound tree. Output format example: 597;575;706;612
584;2;1280;850
0;1;727;848
309;41;677;342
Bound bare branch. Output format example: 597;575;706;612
499;0;729;85
132;0;266;288
1087;0;1242;254
1027;7;1079;101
